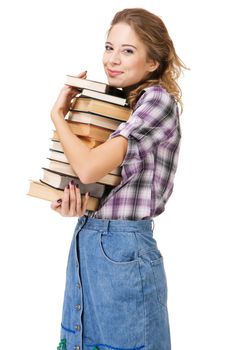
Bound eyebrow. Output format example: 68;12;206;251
105;41;137;49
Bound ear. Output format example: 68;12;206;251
147;60;160;72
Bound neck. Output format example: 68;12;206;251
123;82;141;97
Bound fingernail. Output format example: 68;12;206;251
76;184;79;188
66;184;69;189
86;192;90;196
70;180;74;185
57;198;62;203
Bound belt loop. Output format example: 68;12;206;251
104;219;110;233
101;219;110;234
80;214;88;229
107;220;111;232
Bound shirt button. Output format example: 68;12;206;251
76;304;81;310
75;324;81;331
77;283;81;288
74;346;80;350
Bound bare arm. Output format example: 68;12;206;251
51;77;128;184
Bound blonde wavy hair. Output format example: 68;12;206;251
109;8;187;111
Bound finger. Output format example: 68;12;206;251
65;86;82;100
75;70;87;78
51;198;62;210
69;181;76;216
81;192;89;216
66;86;81;97
75;185;82;216
61;185;70;216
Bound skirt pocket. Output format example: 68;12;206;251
99;230;139;265
150;255;168;308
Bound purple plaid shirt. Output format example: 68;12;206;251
89;85;181;220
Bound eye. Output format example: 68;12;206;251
122;48;134;55
105;44;113;51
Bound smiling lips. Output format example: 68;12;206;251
107;69;124;77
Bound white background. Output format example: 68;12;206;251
0;1;232;349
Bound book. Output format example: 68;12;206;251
48;148;122;176
66;110;121;131
50;139;65;152
27;180;99;211
48;149;68;163
70;97;131;122
65;75;125;97
51;133;102;148
40;168;109;198
44;159;122;186
66;120;112;142
28;77;129;212
81;89;126;106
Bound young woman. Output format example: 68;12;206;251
51;8;185;350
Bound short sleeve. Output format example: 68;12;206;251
109;86;179;154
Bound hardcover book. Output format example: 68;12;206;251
66;110;121;131
81;88;126;106
44;159;122;186
27;180;99;211
51;133;102;148
66;75;125;97
40;168;109;198
70;97;131;121
66;120;112;142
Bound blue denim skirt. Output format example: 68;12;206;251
59;216;171;350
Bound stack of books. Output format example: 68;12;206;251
27;75;131;211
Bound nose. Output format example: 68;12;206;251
109;50;121;65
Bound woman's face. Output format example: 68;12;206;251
103;22;157;88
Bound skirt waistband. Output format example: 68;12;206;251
78;215;154;233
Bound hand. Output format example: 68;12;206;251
50;181;89;217
51;71;87;120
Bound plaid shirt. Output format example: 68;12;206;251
89;85;181;220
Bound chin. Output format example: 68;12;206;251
105;74;123;87
107;78;129;89
107;80;121;88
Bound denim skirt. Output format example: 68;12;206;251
59;216;171;350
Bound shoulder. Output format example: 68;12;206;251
134;85;176;111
